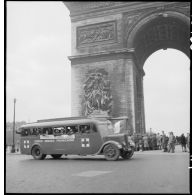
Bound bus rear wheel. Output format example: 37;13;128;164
51;154;62;159
31;146;46;160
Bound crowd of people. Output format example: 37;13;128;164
131;131;190;153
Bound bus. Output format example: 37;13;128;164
16;116;135;161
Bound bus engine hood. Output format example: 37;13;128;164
103;133;135;147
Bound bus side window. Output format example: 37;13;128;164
66;125;78;135
29;128;34;135
62;127;66;134
38;128;43;135
47;127;53;135
80;125;90;134
53;127;64;136
22;129;29;136
32;128;39;136
32;128;36;135
42;127;53;135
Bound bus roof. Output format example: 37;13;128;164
19;115;128;129
19;118;107;129
36;116;88;122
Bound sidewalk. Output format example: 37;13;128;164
134;145;189;154
6;151;21;154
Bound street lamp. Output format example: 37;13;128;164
11;98;16;153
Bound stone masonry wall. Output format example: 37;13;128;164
71;13;124;56
71;56;136;133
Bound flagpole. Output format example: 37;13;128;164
11;98;16;153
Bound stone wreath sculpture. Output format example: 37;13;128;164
83;69;113;116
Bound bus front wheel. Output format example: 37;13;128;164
31;146;46;160
103;144;120;161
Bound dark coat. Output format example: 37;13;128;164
180;135;186;145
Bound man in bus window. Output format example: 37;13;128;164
85;125;90;133
74;126;79;133
25;129;28;136
81;125;90;134
36;128;40;135
67;127;74;135
30;128;33;135
33;128;36;135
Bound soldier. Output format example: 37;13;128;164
168;132;176;153
186;133;190;153
151;134;157;150
156;133;161;150
131;134;139;151
161;131;167;152
138;136;144;152
180;133;187;152
148;135;152;150
143;134;149;151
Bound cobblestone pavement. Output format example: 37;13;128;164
6;145;190;193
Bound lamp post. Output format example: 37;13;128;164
11;98;16;153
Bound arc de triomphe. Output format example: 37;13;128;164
64;2;190;134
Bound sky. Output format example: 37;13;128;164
6;1;190;136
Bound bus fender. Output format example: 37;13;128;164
96;141;122;155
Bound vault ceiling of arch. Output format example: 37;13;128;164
133;17;190;66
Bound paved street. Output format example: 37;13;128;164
6;145;190;193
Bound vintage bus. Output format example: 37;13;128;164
16;116;135;161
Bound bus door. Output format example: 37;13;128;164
20;128;32;154
78;123;103;155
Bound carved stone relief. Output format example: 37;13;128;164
77;21;117;47
82;69;112;116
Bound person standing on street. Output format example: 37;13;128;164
132;134;139;151
138;136;144;152
148;134;152;150
143;134;149;151
161;131;167;152
156;133;161;150
180;133;187;152
186;133;190;153
168;132;176;153
151;134;157;150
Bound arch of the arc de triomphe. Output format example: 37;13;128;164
64;2;190;134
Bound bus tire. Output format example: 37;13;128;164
103;143;120;161
31;145;46;160
51;154;62;159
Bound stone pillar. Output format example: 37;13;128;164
69;50;138;133
124;58;136;134
140;77;146;133
132;64;146;134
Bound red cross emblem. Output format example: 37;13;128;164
81;138;90;147
24;140;29;148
